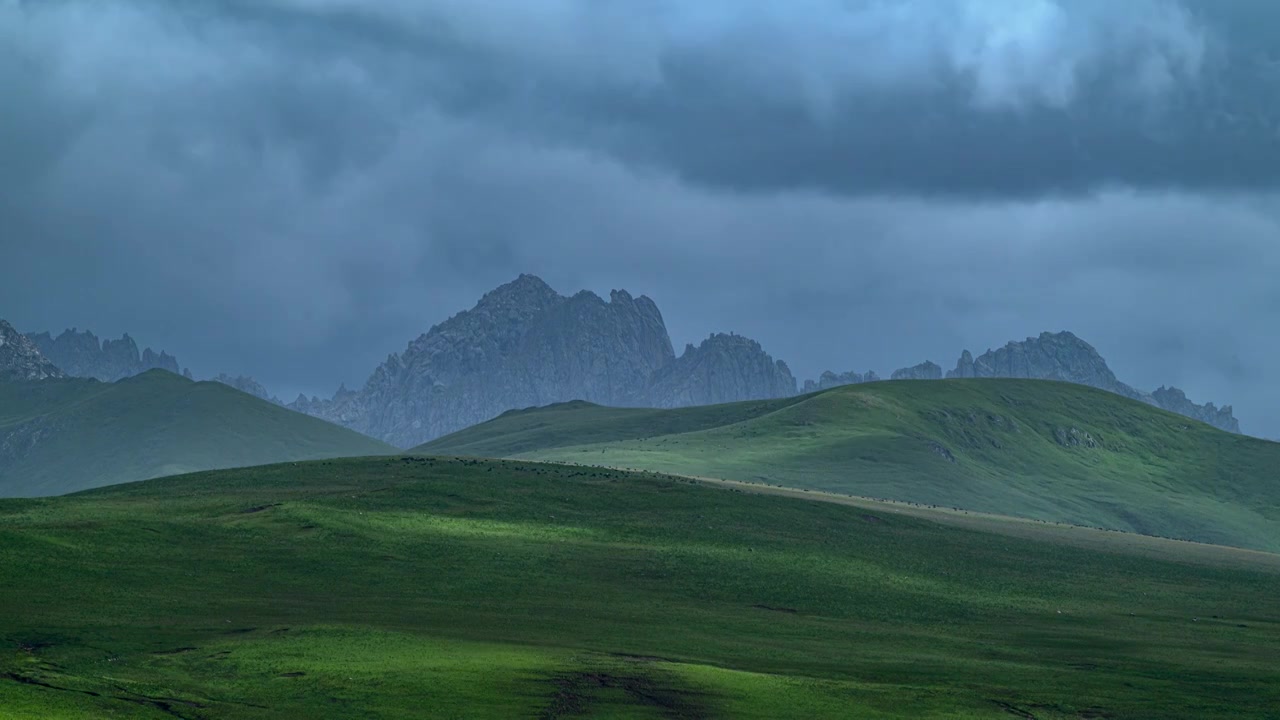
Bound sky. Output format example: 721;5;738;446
2;0;1279;436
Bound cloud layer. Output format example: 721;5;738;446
2;0;1279;436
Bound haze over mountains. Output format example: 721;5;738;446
27;328;187;382
288;275;796;447
17;274;1242;447
811;332;1240;433
284;274;1241;446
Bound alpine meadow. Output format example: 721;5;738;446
4;0;1280;717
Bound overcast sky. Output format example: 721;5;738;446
3;0;1279;436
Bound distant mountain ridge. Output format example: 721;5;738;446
286;277;1242;445
645;333;795;408
23;328;285;402
945;332;1238;432
809;332;1239;434
290;275;794;447
13;280;1245;443
26;329;184;381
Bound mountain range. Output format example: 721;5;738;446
811;332;1239;433
284;275;1241;445
16;274;1241;446
289;275;796;447
27;328;187;381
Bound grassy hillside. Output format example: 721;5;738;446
0;456;1276;718
0;371;394;496
418;380;1280;552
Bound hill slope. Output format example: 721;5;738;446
0;457;1276;718
0;370;394;496
418;379;1280;552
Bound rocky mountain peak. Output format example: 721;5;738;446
803;330;1239;433
942;331;1238;433
1;320;65;382
26;328;182;381
891;361;943;381
947;331;1120;389
476;273;561;309
289;277;794;447
1151;386;1240;433
644;333;796;408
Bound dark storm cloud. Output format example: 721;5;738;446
35;0;1275;197
9;0;1275;198
2;0;1280;437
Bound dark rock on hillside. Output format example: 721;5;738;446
291;275;794;448
644;333;796;408
26;329;183;381
1;320;65;382
946;331;1239;433
212;374;282;405
891;361;943;381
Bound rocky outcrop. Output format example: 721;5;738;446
22;329;283;407
26;329;182;381
949;350;976;379
644;333;796;408
802;332;1238;433
293;275;677;447
1150;386;1239;433
291;275;796;448
1;320;64;382
946;332;1123;390
945;332;1239;433
801;370;880;394
212;374;282;405
288;281;1244;444
891;361;943;381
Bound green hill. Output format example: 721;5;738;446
0;370;394;496
1;457;1276;718
417;380;1280;552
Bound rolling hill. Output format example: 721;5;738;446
417;379;1280;552
0;370;394;496
0;457;1276;718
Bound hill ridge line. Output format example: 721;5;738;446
500;457;1280;572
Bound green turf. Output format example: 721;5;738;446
1;456;1277;718
416;380;1280;552
0;371;394;497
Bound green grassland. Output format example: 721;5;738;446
417;380;1280;552
0;371;394;497
1;457;1277;718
